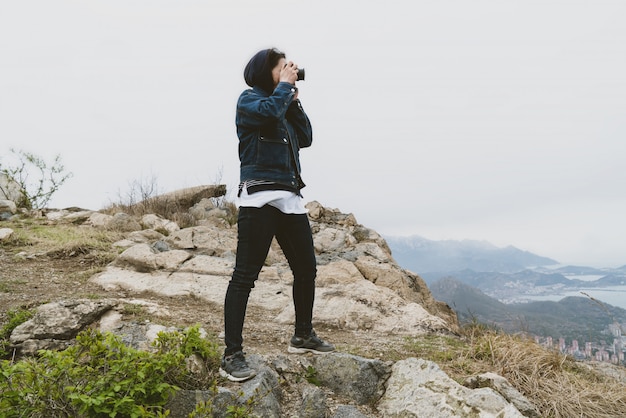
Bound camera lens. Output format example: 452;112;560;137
297;68;305;81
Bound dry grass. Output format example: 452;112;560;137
5;221;121;258
403;324;626;417
460;325;626;418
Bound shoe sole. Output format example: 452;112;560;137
288;346;335;354
219;367;256;382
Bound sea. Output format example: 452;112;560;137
525;274;626;310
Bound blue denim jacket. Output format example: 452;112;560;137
236;81;312;190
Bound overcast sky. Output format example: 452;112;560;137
2;1;625;267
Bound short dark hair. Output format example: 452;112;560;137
268;48;286;69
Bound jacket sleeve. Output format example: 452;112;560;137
237;82;296;128
286;99;313;149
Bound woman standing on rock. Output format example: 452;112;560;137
220;47;335;382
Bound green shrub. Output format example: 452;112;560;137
0;148;73;209
0;325;221;417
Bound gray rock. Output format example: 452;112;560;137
464;372;540;418
332;405;370;418
0;199;17;216
240;355;283;418
378;358;525;417
300;385;328;418
166;387;237;418
108;212;142;232
312;353;391;405
0;173;24;203
0;227;14;241
10;299;116;355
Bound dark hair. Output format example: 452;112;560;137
268;48;286;69
244;47;287;93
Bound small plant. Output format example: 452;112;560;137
303;365;321;386
0;308;34;358
152;324;222;389
0;148;73;209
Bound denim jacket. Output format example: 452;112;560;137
236;82;313;190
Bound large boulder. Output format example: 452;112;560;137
137;184;227;212
0;173;24;205
378;358;525;417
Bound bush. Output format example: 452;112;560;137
0;325;221;417
0;148;72;209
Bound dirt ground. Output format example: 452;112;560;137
0;229;411;416
0;232;410;361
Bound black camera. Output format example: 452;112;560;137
297;68;305;81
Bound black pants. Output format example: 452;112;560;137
223;205;317;356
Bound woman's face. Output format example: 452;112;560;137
271;58;287;88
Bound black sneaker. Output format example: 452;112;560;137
288;330;335;354
219;351;256;382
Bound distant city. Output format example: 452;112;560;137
535;322;625;365
385;234;626;368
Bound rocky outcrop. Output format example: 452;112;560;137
379;358;525;417
134;184;227;212
90;200;457;335
10;299;118;355
8;297;531;417
6;192;540;417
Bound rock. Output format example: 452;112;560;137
332;405;370;418
0;199;17;218
166;387;237;418
378;358;525;417
188;198;233;226
88;212;114;227
138;185;227;212
10;299;116;355
141;214;180;233
314;227;355;253
240;354;283;418
108;212;143;232
464;372;541;418
42;208;93;222
0;227;14;241
166;225;237;256
0;173;24;204
312;353;391;404
300;385;328;418
113;243;192;272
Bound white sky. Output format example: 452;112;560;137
1;1;625;267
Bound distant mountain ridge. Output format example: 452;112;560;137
384;234;558;274
429;277;626;343
385;234;626;343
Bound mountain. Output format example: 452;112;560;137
420;268;581;288
430;277;626;342
420;267;626;303
384;235;558;274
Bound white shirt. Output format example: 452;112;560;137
237;184;307;214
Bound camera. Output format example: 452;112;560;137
297;68;305;81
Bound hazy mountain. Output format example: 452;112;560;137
421;268;626;295
384;235;558;274
430;277;626;342
546;265;607;275
420;268;585;289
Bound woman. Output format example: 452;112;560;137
220;48;334;382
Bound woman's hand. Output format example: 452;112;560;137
279;61;299;85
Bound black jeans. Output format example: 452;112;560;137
223;205;317;356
